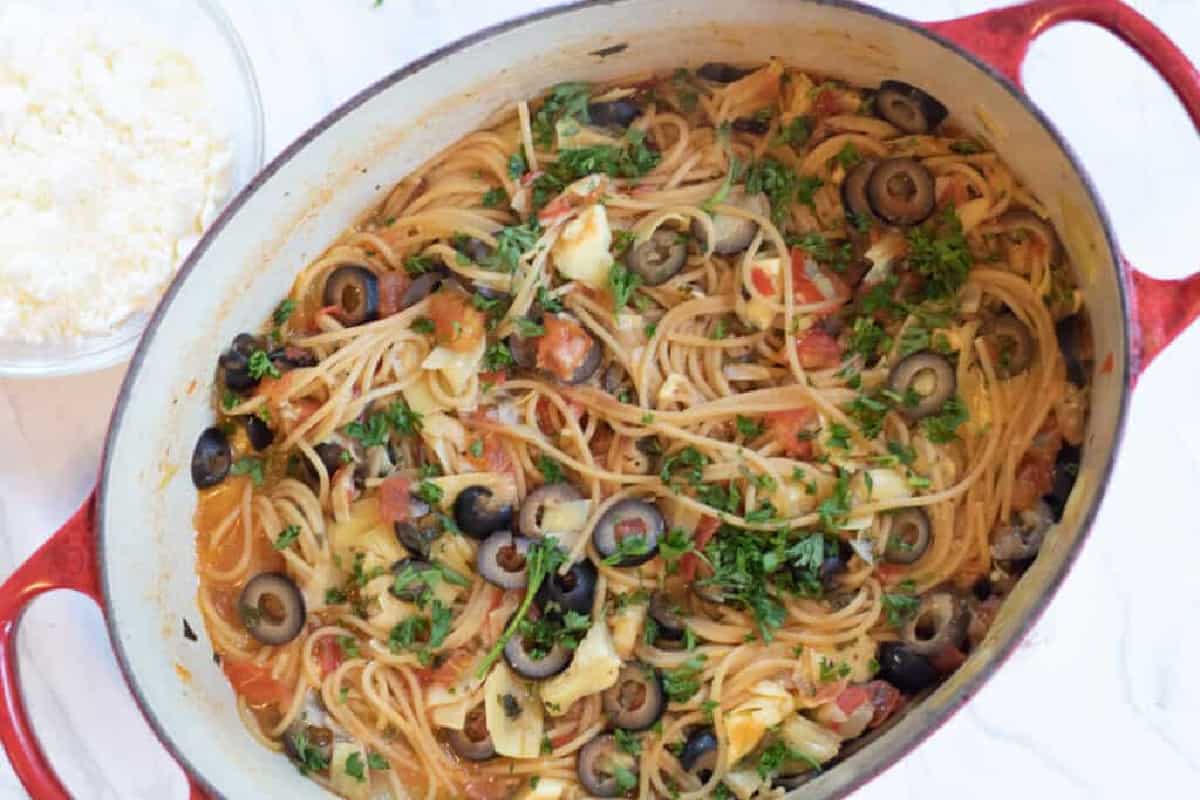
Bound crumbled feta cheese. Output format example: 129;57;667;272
0;4;232;342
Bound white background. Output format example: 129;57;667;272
0;0;1197;797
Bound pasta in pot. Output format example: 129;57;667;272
189;61;1089;799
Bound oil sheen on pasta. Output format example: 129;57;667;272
190;61;1090;800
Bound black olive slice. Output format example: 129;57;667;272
885;508;931;564
691;187;770;255
991;500;1053;561
577;734;638;797
1044;444;1080;521
476;531;531;589
697;62;754;83
1056;314;1089;388
565;329;604;385
322;265;380;326
873;80;949;134
587;99;642;128
648;593;685;642
602;663;666;731
866;158;936;227
876;641;940;694
732;116;770;134
537;559;597;615
283;721;333;771
218;333;265;392
901;590;967;656
841;158;879;223
679;727;719;778
401;269;449;310
238;572;306;645
997;210;1060;264
503;618;573;680
454;485;514;540
887;351;956;421
191;427;232;489
593;499;663;566
518;483;585;538
394;514;441;559
982;313;1034;378
446;704;496;761
243;415;274;451
626;229;688;286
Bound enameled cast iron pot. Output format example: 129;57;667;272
2;1;1198;797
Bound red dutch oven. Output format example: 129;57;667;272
1;1;1198;798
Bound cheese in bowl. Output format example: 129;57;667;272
0;2;232;345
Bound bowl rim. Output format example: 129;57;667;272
0;0;265;380
96;0;1131;797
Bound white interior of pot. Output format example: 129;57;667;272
99;1;1126;796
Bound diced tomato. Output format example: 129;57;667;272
316;637;344;678
835;684;870;715
479;370;507;387
929;645;966;673
379;475;412;524
1011;429;1062;512
614;517;648;543
520;169;542;187
537;194;574;225
464;433;513;474
795;327;843;370
814;88;840;116
536;316;593;382
790;248;850;304
876;563;909;583
222;658;287;706
1100;352;1114;374
377;271;409;317
766;408;817;458
862;680;904;728
428;291;485;352
751;266;776;296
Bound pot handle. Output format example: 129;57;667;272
923;0;1200;376
0;494;209;799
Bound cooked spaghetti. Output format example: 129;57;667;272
190;62;1090;800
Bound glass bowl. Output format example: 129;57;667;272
0;0;264;378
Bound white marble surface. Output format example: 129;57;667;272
0;0;1198;797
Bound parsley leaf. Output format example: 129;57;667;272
274;525;301;550
882;582;921;627
247;350;280;380
482;186;507;208
907;207;972;300
735;415;764;439
289;729;330;775
532;82;592;148
744;157;798;224
796;174;823;209
230;457;265;487
536;455;565;484
367;752;389;771
513;317;546;338
609;262;643;311
273;299;297;327
922;395;968;443
662;654;707;703
476;538;568;677
415;480;443;505
482;341;514;372
487;220;541;271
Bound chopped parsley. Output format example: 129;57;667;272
744;157;799;224
476;538;568;677
536;285;564;313
273;525;301;550
796;174;824;208
272;298;297;326
907;207;972;300
833;142;862;168
757;739;822;779
536;455;565;484
404;253;438;275
663;654;707;703
922;395;968;443
847;316;891;361
507;151;527;179
482;341;514;372
614;728;642;756
414;480;444;505
230;457;265;487
882;581;921;627
412;317;435;334
609;262;643;311
513;317;546;338
246;350;280;380
367;752;389;771
487;220;541;271
532;82;592;148
775;115;812;147
289;729;330;775
735;415;764;439
481;186;508;208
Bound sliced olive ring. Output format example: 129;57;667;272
887;351;956;422
981;313;1034;378
876;641;940;694
446;704;496;761
593;499;664;566
577;734;638;798
691;186;769;255
322;265;380;326
602;663;666;731
283;721;333;771
1056;314;1089;388
679;727;719;779
476;531;531;589
901;590;967;656
885;508;932;564
697;62;754;83
866;158;936;227
648;593;686;642
587;99;642;128
503;617;574;680
394;513;441;559
626;229;688;286
239;572;306;645
537;559;597;615
873;80;949;134
454;485;514;540
841;158;879;223
1045;445;1081;522
519;483;585;538
191;427;231;489
996;209;1060;264
991;500;1053;561
243;415;274;451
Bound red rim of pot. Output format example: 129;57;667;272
3;1;1199;798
